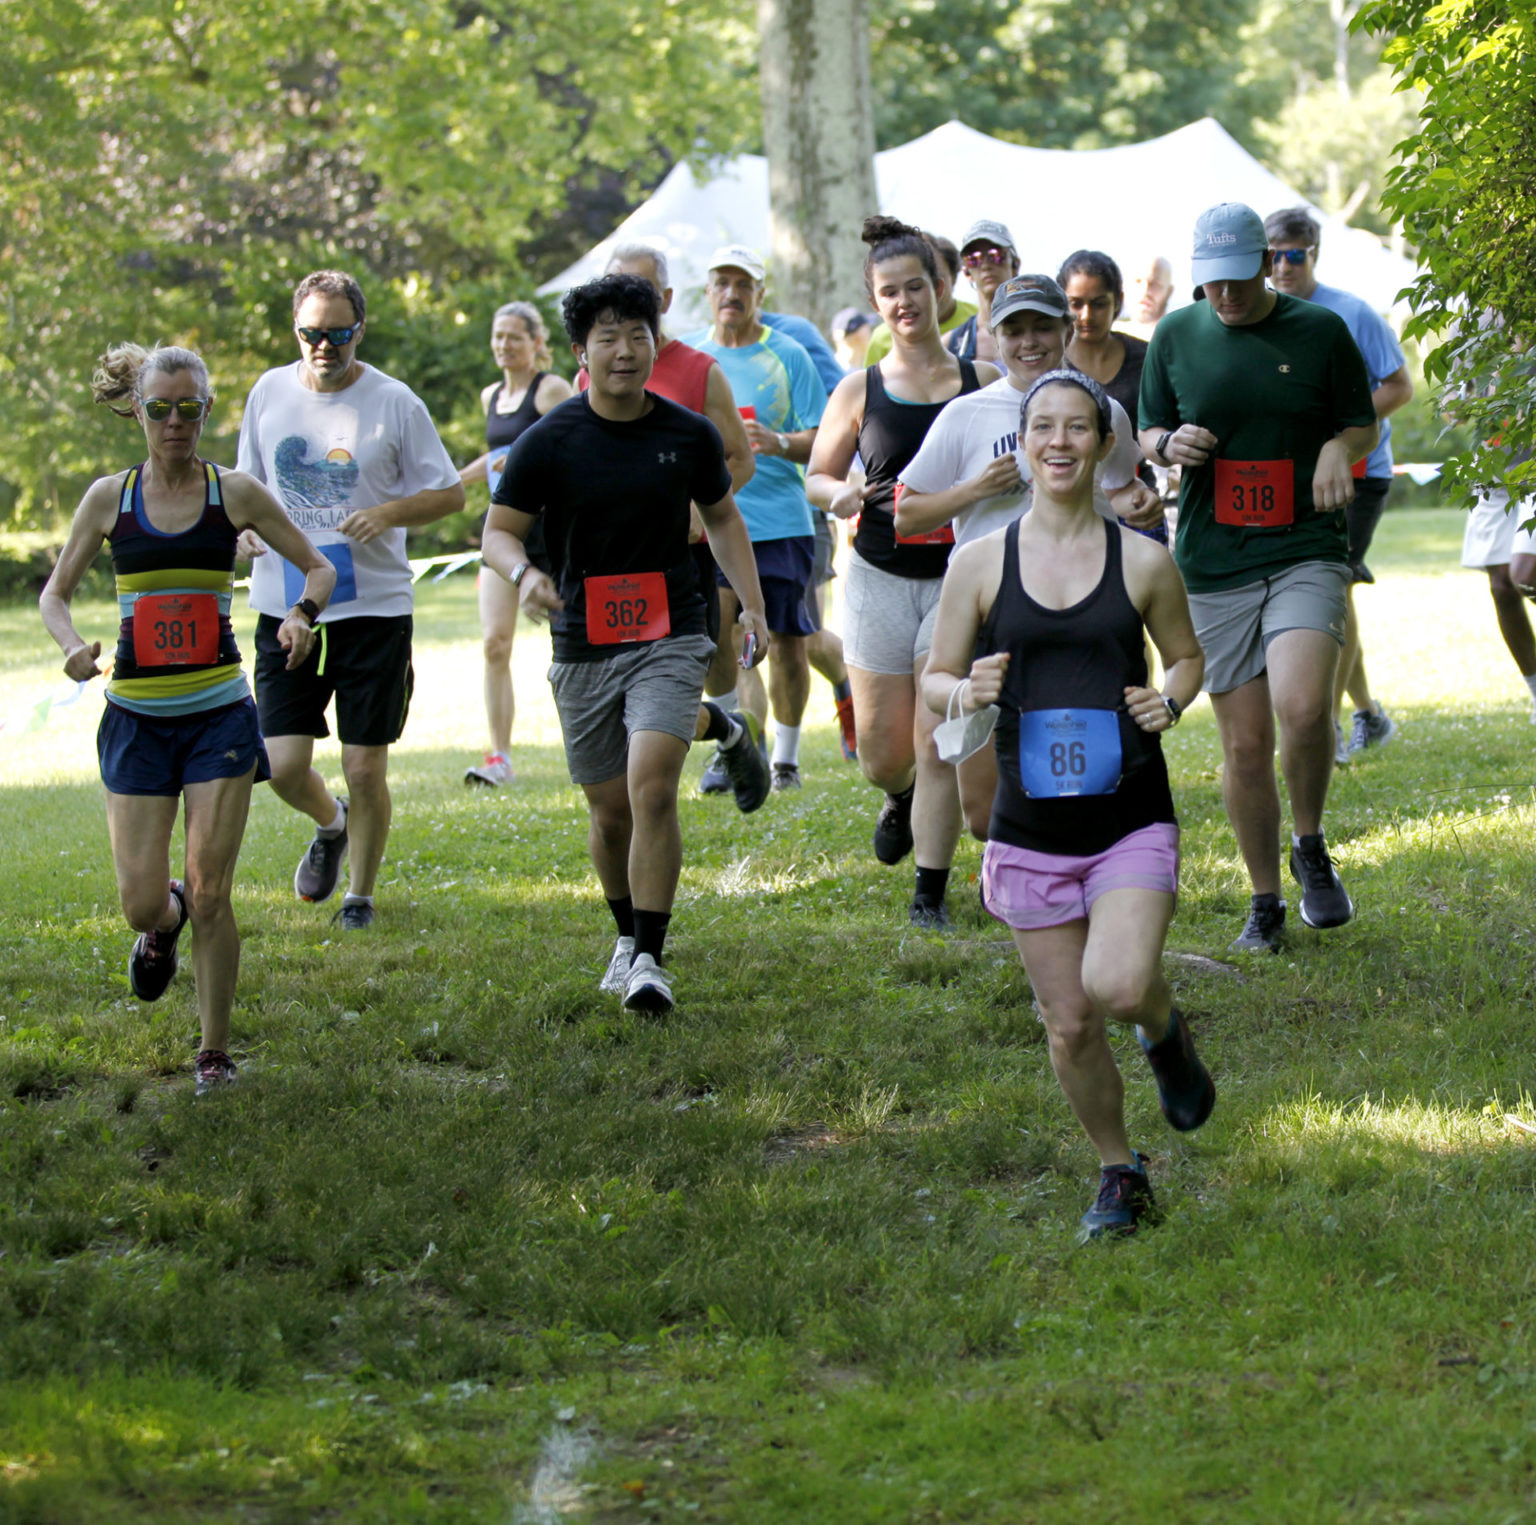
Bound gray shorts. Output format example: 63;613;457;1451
844;549;943;676
1188;559;1349;696
548;633;715;785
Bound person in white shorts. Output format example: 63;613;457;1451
1462;487;1536;719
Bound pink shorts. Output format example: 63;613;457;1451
981;822;1180;931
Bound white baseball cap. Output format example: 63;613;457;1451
706;244;767;281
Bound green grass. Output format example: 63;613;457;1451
2;507;1535;1522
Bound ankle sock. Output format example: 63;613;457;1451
771;724;801;768
913;864;950;907
342;892;373;909
833;678;852;704
606;895;635;939
633;909;671;963
701;702;742;746
318;799;346;837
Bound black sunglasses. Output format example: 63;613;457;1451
296;324;360;347
1271;249;1315;267
140;397;209;422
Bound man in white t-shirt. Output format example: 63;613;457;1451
237;269;464;929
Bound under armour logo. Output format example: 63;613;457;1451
658;451;677;463
1278;364;1291;374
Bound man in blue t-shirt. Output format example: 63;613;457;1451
1266;207;1414;764
685;245;829;790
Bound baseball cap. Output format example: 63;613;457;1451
960;219;1017;254
706;244;766;281
1190;203;1268;283
831;306;874;338
989;273;1069;328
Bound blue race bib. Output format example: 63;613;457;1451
282;543;358;607
1018;708;1122;798
486;447;510;499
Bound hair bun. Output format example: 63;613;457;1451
861;215;922;249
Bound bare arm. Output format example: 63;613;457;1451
1123;537;1204;733
743;420;818;466
1139;423;1218;469
806;371;871;520
702;364;756;493
481;503;563;619
1314;421;1381;511
697;491;768;667
39;477;120;681
897;456;1021;536
1373;365;1413;420
338;482;467;543
920;538;1006;717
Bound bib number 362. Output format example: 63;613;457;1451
1018;708;1123;798
584;570;671;646
132;592;219;667
1214;458;1295;528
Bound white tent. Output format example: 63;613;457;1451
541;118;1416;326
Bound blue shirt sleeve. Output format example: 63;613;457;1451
780;339;829;433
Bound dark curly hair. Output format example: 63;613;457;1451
1056;250;1124;314
561;274;661;350
861;215;939;298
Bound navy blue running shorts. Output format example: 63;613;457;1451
98;696;271;797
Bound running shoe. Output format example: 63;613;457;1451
128;880;188;1002
873;787;914;865
1139;1008;1216;1132
193;1049;238;1097
699;749;731;794
1348;705;1397;755
721;713;771;814
294;800;349;903
1078;1153;1159;1242
1230;895;1285;954
622;953;674;1014
1334;721;1350;767
771;762;802;792
835;694;858;761
465;752;514;787
331;899;376;931
1290;834;1354;929
909;899;951;930
600;935;635;995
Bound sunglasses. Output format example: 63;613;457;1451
1271;249;1315;267
962;246;1011;268
296;324;360;347
140;396;209;422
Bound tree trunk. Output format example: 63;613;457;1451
756;0;878;331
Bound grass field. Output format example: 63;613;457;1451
2;506;1534;1523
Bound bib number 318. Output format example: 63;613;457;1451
1214;458;1295;528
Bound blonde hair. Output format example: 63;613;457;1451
92;344;211;418
493;301;553;371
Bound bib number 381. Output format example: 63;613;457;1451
1018;708;1123;798
584;570;671;646
132;592;219;667
1214;458;1295;528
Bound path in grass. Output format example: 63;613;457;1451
1;508;1534;1523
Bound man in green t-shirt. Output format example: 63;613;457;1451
1138;202;1378;955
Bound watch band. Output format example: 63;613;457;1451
1162;694;1182;725
777;432;790;456
510;562;531;588
1155;430;1175;464
294;597;320;625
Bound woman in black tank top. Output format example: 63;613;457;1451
920;370;1213;1242
459;301;573;787
807;216;998;928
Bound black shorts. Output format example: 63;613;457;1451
1347;475;1392;580
254;614;414;747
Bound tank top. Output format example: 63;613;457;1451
107;461;250;717
855;359;980;579
983;515;1174;855
484;372;551;570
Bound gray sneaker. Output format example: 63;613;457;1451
1348;705;1397;755
1230;895;1285;954
295;799;348;903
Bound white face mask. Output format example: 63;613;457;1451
933;679;999;765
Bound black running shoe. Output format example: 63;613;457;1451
295;799;349;903
720;713;771;814
873;786;914;865
332;899;376;931
1078;1153;1159;1241
909;900;951;929
129;881;189;1002
1230;895;1285;954
1139;1008;1216;1132
194;1049;238;1097
1290;834;1354;929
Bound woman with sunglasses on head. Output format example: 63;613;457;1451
40;344;335;1096
458;302;573;787
921;369;1212;1241
807;216;1000;927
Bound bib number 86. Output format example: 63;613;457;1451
1050;740;1087;778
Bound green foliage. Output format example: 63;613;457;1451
1359;0;1536;494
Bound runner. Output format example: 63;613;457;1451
484;273;768;1013
898;273;1160;837
864;235;975;366
806;215;999;926
831;307;876;370
1139;204;1378;953
459;302;573;787
944;220;1022;365
1120;255;1175;342
1462;486;1536;719
39;344;335;1094
238;269;465;930
922;369;1212;1240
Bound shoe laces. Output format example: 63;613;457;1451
196;1049;233;1078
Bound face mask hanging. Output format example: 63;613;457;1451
933;679;1000;765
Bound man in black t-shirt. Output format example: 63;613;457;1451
485;274;768;1015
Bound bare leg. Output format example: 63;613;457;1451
478;566;519;755
264;733;337;827
911;664;961;873
847;666;916;794
1208;676;1282;896
580;773;633;899
1266;628;1340;839
340;743;391;898
806;626;848;689
957;741;998;842
1488;565;1536;675
624;730;691;911
767;633;810;728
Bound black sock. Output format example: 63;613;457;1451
700;701;736;743
889;782;915;808
833;677;852;703
607;896;635;939
633;909;671;962
913;865;950;907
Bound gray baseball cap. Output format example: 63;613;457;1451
989;273;1069;328
959;219;1017;254
1190;203;1268;283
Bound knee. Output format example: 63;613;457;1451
120;885;170;934
342;754;389;797
1081;966;1149;1025
857;728;911;792
182;868;232;926
1040;1000;1098;1060
630;775;679;826
1222;731;1274;782
1275;693;1332;736
964;798;990;842
482;632;513;667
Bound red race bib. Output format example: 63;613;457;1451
132;592;219;667
1214;458;1295;528
891;481;955;545
1350;457;1367;480
584;571;671;645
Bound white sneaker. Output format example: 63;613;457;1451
622;952;674;1014
464;752;513;787
599;935;635;995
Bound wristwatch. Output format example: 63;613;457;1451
1162;694;1183;726
510;562;531;588
777;432;790;456
292;597;321;626
1155;430;1175;464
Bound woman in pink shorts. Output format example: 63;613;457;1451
923;369;1214;1241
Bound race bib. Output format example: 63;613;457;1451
283;544;357;607
1351;457;1367;481
1214;458;1295;528
132;592;219;668
1018;708;1122;798
584;571;671;645
891;481;955;545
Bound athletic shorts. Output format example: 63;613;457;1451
844;549;943;675
548;632;716;786
717;535;817;637
99;695;271;797
254;614;414;748
1346;475;1392;579
1187;560;1349;696
1461;489;1536;569
981;822;1180;932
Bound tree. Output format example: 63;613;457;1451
1358;0;1536;493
